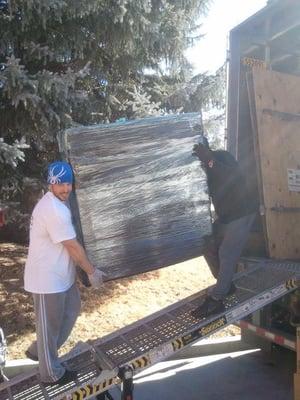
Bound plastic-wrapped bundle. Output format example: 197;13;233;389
66;113;212;280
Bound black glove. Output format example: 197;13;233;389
192;143;213;164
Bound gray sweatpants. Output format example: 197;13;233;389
27;283;81;383
204;213;256;300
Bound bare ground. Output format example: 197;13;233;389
0;242;239;360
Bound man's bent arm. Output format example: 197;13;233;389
62;238;95;275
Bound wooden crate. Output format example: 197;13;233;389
66;114;212;280
247;68;300;259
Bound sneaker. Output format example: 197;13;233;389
25;350;38;362
45;369;77;386
191;296;225;319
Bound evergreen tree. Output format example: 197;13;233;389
0;0;227;240
135;63;226;145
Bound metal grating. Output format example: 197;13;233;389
12;387;44;400
149;314;187;339
11;378;43;400
62;349;94;372
168;307;199;333
95;336;137;366
123;325;165;353
168;303;196;326
272;262;300;274
43;379;77;399
237;266;295;293
242;258;300;274
226;288;251;304
11;382;44;400
93;262;298;367
223;294;239;308
76;368;99;386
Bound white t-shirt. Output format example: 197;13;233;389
24;191;76;294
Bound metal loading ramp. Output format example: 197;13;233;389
0;258;299;400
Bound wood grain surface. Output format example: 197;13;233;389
250;69;300;259
66;114;212;280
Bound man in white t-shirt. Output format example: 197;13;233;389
24;161;104;386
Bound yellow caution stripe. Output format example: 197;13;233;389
286;279;298;290
130;356;150;370
172;338;184;351
71;377;116;400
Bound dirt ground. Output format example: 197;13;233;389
0;242;239;360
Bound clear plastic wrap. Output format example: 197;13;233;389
66;113;212;280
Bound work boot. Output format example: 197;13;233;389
191;296;225;319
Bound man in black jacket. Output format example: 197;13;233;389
191;138;257;319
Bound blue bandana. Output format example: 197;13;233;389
47;161;73;184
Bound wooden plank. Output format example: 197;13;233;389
237;64;260;213
66;114;212;280
246;69;268;253
294;373;300;400
251;69;300;258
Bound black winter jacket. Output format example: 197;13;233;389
205;150;257;223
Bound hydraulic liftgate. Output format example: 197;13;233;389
0;258;299;400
